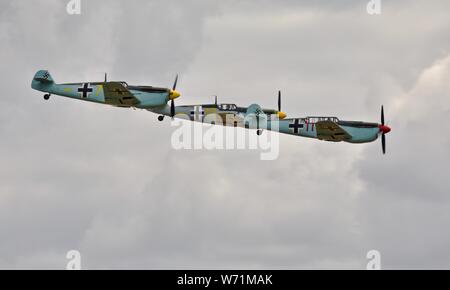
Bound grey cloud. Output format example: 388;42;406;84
0;0;450;269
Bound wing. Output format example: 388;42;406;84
315;120;351;142
103;82;140;107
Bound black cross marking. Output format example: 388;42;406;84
289;119;303;134
78;83;93;98
43;71;50;79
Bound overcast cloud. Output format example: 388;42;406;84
0;0;450;269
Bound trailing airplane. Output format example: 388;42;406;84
31;70;391;154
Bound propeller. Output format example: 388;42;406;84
168;74;181;100
261;90;286;119
381;106;386;154
104;73;107;83
169;74;179;119
215;95;218;106
278;90;281;112
256;110;260;130
379;105;391;154
172;74;178;91
277;90;286;119
171;98;175;119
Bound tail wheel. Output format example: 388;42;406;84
43;94;50;100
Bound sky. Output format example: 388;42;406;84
0;0;450;269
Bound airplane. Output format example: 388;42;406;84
31;70;391;154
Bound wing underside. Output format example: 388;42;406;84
104;82;140;106
315;120;351;142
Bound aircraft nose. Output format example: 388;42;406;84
277;111;287;119
169;90;181;100
379;124;391;134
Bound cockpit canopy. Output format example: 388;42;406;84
305;116;339;123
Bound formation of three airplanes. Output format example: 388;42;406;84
31;70;391;154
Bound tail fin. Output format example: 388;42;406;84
33;70;54;83
32;70;55;92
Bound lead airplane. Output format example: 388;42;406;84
31;70;391;153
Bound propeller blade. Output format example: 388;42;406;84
215;95;217;106
172;74;178;91
278;90;281;112
171;99;175;118
256;113;260;130
104;73;107;83
381;105;385;125
381;133;386;154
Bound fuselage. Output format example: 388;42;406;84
31;80;171;109
31;70;389;145
149;104;382;144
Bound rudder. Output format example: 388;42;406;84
33;70;54;83
32;70;55;92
